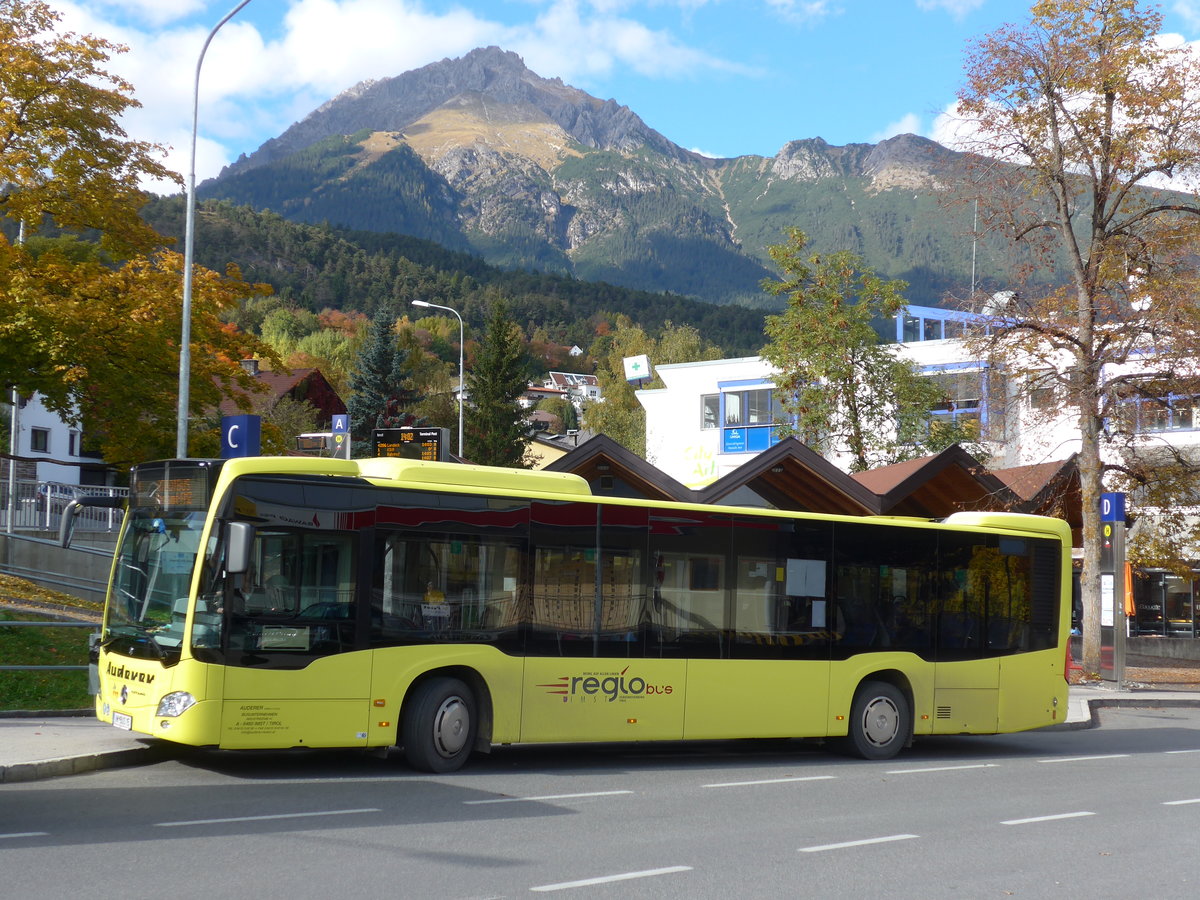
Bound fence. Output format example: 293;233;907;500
1;480;126;534
0;620;100;701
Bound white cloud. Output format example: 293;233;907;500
55;0;761;188
872;113;923;143
275;0;501;98
1175;1;1200;31
763;0;835;26
517;0;755;81
915;0;984;19
85;0;209;28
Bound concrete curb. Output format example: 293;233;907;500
1069;694;1200;730
4;694;1199;783
1;744;171;784
0;709;93;719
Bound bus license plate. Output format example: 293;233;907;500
112;712;133;731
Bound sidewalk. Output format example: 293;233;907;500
1061;681;1200;729
0;712;170;783
5;684;1200;783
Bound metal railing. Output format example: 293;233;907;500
0;621;98;673
1;480;126;533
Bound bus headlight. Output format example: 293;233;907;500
156;692;197;717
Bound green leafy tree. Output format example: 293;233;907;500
395;325;456;431
289;326;358;398
465;301;529;467
260;307;320;358
957;0;1200;671
586;317;721;457
761;229;958;472
536;396;578;433
260;395;321;455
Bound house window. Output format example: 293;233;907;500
725;388;779;427
1029;372;1058;410
701;394;719;430
30;427;50;453
928;371;983;430
1119;392;1199;433
69;430;80;457
719;386;784;454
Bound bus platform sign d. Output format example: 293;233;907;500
1098;491;1127;688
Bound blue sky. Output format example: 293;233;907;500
53;0;1200;192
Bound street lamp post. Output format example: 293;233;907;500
411;300;464;458
176;0;255;458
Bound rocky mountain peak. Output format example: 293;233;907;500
217;47;688;181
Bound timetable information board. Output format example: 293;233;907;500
373;427;449;462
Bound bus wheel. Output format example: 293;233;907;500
846;681;910;760
402;677;476;773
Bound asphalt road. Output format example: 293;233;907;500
2;708;1199;899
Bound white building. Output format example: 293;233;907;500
637;306;991;487
637;303;1200;489
4;393;105;487
545;372;602;410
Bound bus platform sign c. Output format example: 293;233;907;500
221;415;261;458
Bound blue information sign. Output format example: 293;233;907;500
1100;492;1126;522
221;415;261;458
330;413;350;459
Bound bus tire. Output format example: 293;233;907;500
846;680;910;760
401;677;476;773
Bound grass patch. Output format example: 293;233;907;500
0;610;94;711
0;575;100;712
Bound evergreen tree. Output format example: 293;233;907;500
347;309;397;443
465;301;530;467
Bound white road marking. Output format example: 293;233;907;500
1165;749;1200;754
1001;812;1095;825
1038;754;1129;763
530;866;692;892
464;790;633;805
155;808;380;827
886;764;998;774
0;832;48;839
799;834;919;853
1163;798;1200;806
704;775;835;788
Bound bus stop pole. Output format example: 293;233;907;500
1099;492;1126;690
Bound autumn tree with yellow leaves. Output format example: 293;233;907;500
956;0;1200;671
1;0;279;466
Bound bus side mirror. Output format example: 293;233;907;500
59;496;124;549
226;521;254;575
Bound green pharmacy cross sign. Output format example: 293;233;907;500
623;354;652;386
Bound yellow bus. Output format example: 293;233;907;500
71;455;1072;772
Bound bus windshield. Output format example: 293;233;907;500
104;507;208;664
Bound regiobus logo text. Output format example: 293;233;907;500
540;666;673;703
